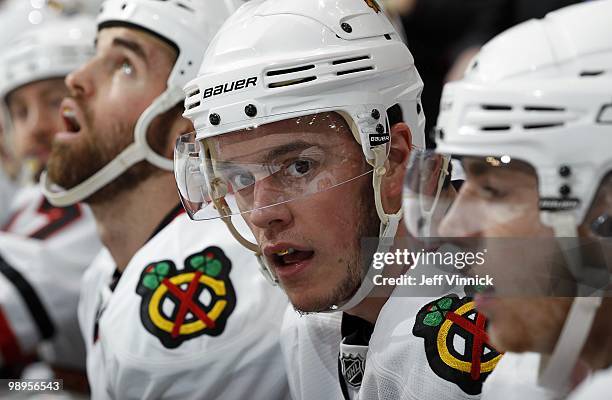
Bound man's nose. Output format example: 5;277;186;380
247;178;293;234
65;59;96;98
438;191;485;238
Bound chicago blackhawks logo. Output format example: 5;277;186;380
413;295;502;395
136;247;236;349
365;0;382;13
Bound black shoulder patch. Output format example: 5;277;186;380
136;246;236;349
413;295;502;395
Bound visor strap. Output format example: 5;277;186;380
214;197;278;286
218;213;278;285
545;212;585;290
538;211;600;392
373;147;390;225
538;296;601;392
220;216;259;253
336;211;401;312
336;147;401;311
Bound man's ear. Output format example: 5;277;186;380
381;122;413;213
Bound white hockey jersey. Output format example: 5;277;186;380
568;367;612;400
0;186;101;370
78;209;290;400
281;284;503;400
481;352;560;400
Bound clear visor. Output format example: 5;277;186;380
175;111;380;220
402;153;612;297
404;153;547;238
403;149;453;238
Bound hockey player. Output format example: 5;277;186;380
41;0;289;398
405;1;612;398
175;0;500;398
0;12;102;387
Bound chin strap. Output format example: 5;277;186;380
336;207;401;311
40;87;183;207
336;147;400;312
537;211;602;393
538;296;602;393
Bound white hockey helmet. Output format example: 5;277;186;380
40;0;243;206
0;14;95;182
175;0;425;309
405;0;612;393
0;16;95;104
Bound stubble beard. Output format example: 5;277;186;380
293;180;380;314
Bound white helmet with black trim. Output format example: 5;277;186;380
175;0;425;311
40;0;243;206
406;0;612;394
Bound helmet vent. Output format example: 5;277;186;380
268;76;317;88
481;104;512;111
266;65;315;76
523;123;564;130
332;55;370;65
481;126;511;131
187;89;200;97
580;70;604;77
176;3;195;12
186;101;201;110
524;106;565;112
332;55;374;75
336;66;374;76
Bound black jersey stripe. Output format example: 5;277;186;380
0;253;55;340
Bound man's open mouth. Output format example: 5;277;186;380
274;248;315;266
62;107;82;134
265;245;315;270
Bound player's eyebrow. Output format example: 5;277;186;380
219;141;315;164
265;141;313;162
111;37;149;65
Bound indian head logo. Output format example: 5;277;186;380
136;247;236;349
413;295;502;395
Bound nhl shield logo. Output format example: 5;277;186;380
339;352;366;388
136;246;236;349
